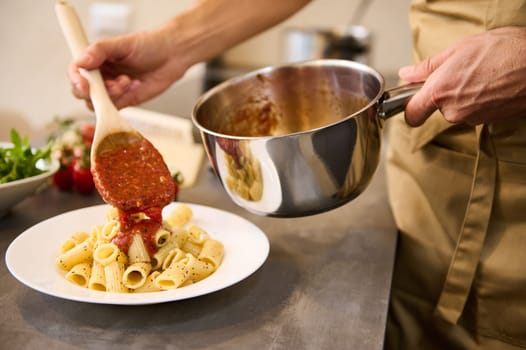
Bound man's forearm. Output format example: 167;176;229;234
162;0;311;69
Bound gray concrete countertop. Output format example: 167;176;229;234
0;150;397;350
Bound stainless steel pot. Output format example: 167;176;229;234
192;59;420;217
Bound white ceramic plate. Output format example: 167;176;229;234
5;203;269;305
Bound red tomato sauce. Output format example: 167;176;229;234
92;138;175;256
112;207;162;256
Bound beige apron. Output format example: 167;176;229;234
385;1;526;349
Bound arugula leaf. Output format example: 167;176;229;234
0;129;52;184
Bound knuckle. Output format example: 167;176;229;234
422;57;434;73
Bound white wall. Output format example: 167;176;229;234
0;0;411;137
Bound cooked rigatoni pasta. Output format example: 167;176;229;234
100;219;120;241
105;207;118;221
128;234;151;264
172;227;189;248
134;271;162;293
151;237;179;270
56;239;94;271
93;243;120;266
60;231;89;253
182;225;209;257
88;260;106;291
155;256;189;289
123;262;151;289
56;204;224;293
166;203;192;227
199;239;224;269
154;228;171;247
185;253;214;283
65;262;91;287
104;251;128;293
161;248;186;271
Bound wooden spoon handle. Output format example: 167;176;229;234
54;0;89;58
55;0;134;156
55;0;119;112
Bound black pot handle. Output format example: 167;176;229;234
377;82;424;119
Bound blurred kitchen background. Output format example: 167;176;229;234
0;0;412;138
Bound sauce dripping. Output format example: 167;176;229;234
92;137;175;256
111;207;162;256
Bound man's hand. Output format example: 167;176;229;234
399;26;526;127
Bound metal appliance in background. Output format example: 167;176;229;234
203;0;374;92
204;27;371;91
282;25;371;64
281;0;373;64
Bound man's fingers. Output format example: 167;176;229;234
74;43;107;70
398;46;456;126
399;47;454;82
112;79;142;109
403;83;440;127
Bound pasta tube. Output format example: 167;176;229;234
56;239;94;271
128;234;151;264
155;257;189;290
182;226;208;257
123;262;152;289
65;262;91;287
100;220;120;241
60;231;89;253
185;253;213;283
182;240;202;257
104;252;128;293
188;225;209;244
166;204;193;227
172;227;189;248
88;260;106;291
105;207;118;221
162;248;186;271
154;228;171;247
151;238;179;270
198;239;224;269
134;271;162;293
89;225;102;243
93;243;120;266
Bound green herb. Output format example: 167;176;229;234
0;129;52;184
172;171;184;185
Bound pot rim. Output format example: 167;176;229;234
191;58;386;141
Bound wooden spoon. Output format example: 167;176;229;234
55;0;175;212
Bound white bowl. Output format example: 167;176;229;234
0;142;59;217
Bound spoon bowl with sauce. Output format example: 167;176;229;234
55;1;175;225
